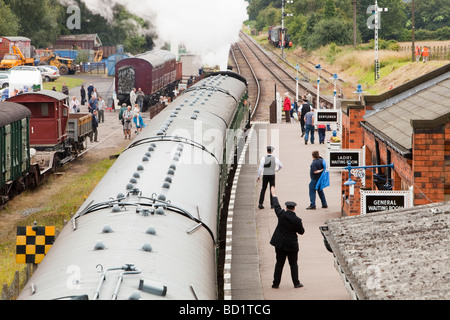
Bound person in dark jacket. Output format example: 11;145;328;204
307;150;328;209
269;186;305;289
91;110;99;142
298;97;311;137
80;85;86;105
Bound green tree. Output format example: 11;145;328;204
357;0;407;42
302;17;354;50
0;0;19;36
414;0;450;31
255;5;281;30
124;35;147;55
324;0;337;19
5;0;64;48
247;0;274;20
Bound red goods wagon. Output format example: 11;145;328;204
115;50;181;111
7;90;69;149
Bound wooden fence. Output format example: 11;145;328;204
399;45;450;60
1;264;36;300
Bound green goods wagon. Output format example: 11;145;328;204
0;102;31;203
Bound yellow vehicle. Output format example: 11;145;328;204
94;50;103;62
0;46;35;69
37;49;76;75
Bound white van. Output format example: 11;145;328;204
8;66;43;98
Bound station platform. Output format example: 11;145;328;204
226;120;351;300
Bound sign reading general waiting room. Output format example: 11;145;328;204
361;189;413;215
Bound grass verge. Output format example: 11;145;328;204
43;76;84;92
0;156;115;288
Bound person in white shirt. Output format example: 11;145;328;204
257;146;283;209
69;96;79;113
130;88;136;107
97;96;105;123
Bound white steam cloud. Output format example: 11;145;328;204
63;0;249;70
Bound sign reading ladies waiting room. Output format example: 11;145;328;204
327;149;364;170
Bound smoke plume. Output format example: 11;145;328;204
62;0;249;70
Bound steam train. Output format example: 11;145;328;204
115;50;183;112
18;71;250;300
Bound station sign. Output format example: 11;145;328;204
327;149;364;171
361;189;413;215
315;109;341;124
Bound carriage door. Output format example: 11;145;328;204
57;102;62;142
4;124;11;181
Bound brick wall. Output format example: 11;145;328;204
341;103;365;216
341;100;449;215
412;123;448;205
446;123;450;201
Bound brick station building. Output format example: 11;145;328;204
341;63;450;216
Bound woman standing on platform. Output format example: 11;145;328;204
283;93;291;123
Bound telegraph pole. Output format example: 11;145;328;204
353;1;357;47
411;0;416;62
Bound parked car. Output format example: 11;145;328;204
38;65;58;72
0;73;9;88
37;66;60;82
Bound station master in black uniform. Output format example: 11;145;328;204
269;186;305;289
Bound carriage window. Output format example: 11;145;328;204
41;103;49;116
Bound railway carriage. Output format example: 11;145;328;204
1;91;94;204
115;50;182;111
7;90;73;167
0;102;31;204
18;71;250;300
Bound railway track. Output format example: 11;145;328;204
234;31;335;114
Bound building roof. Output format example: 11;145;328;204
321;201;450;300
0;36;31;42
126;50;175;69
57;34;102;46
362;72;450;155
8;89;68;101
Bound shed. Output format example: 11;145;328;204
7;90;69;148
55;34;102;50
0;36;32;60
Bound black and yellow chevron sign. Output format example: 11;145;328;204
16;226;55;264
